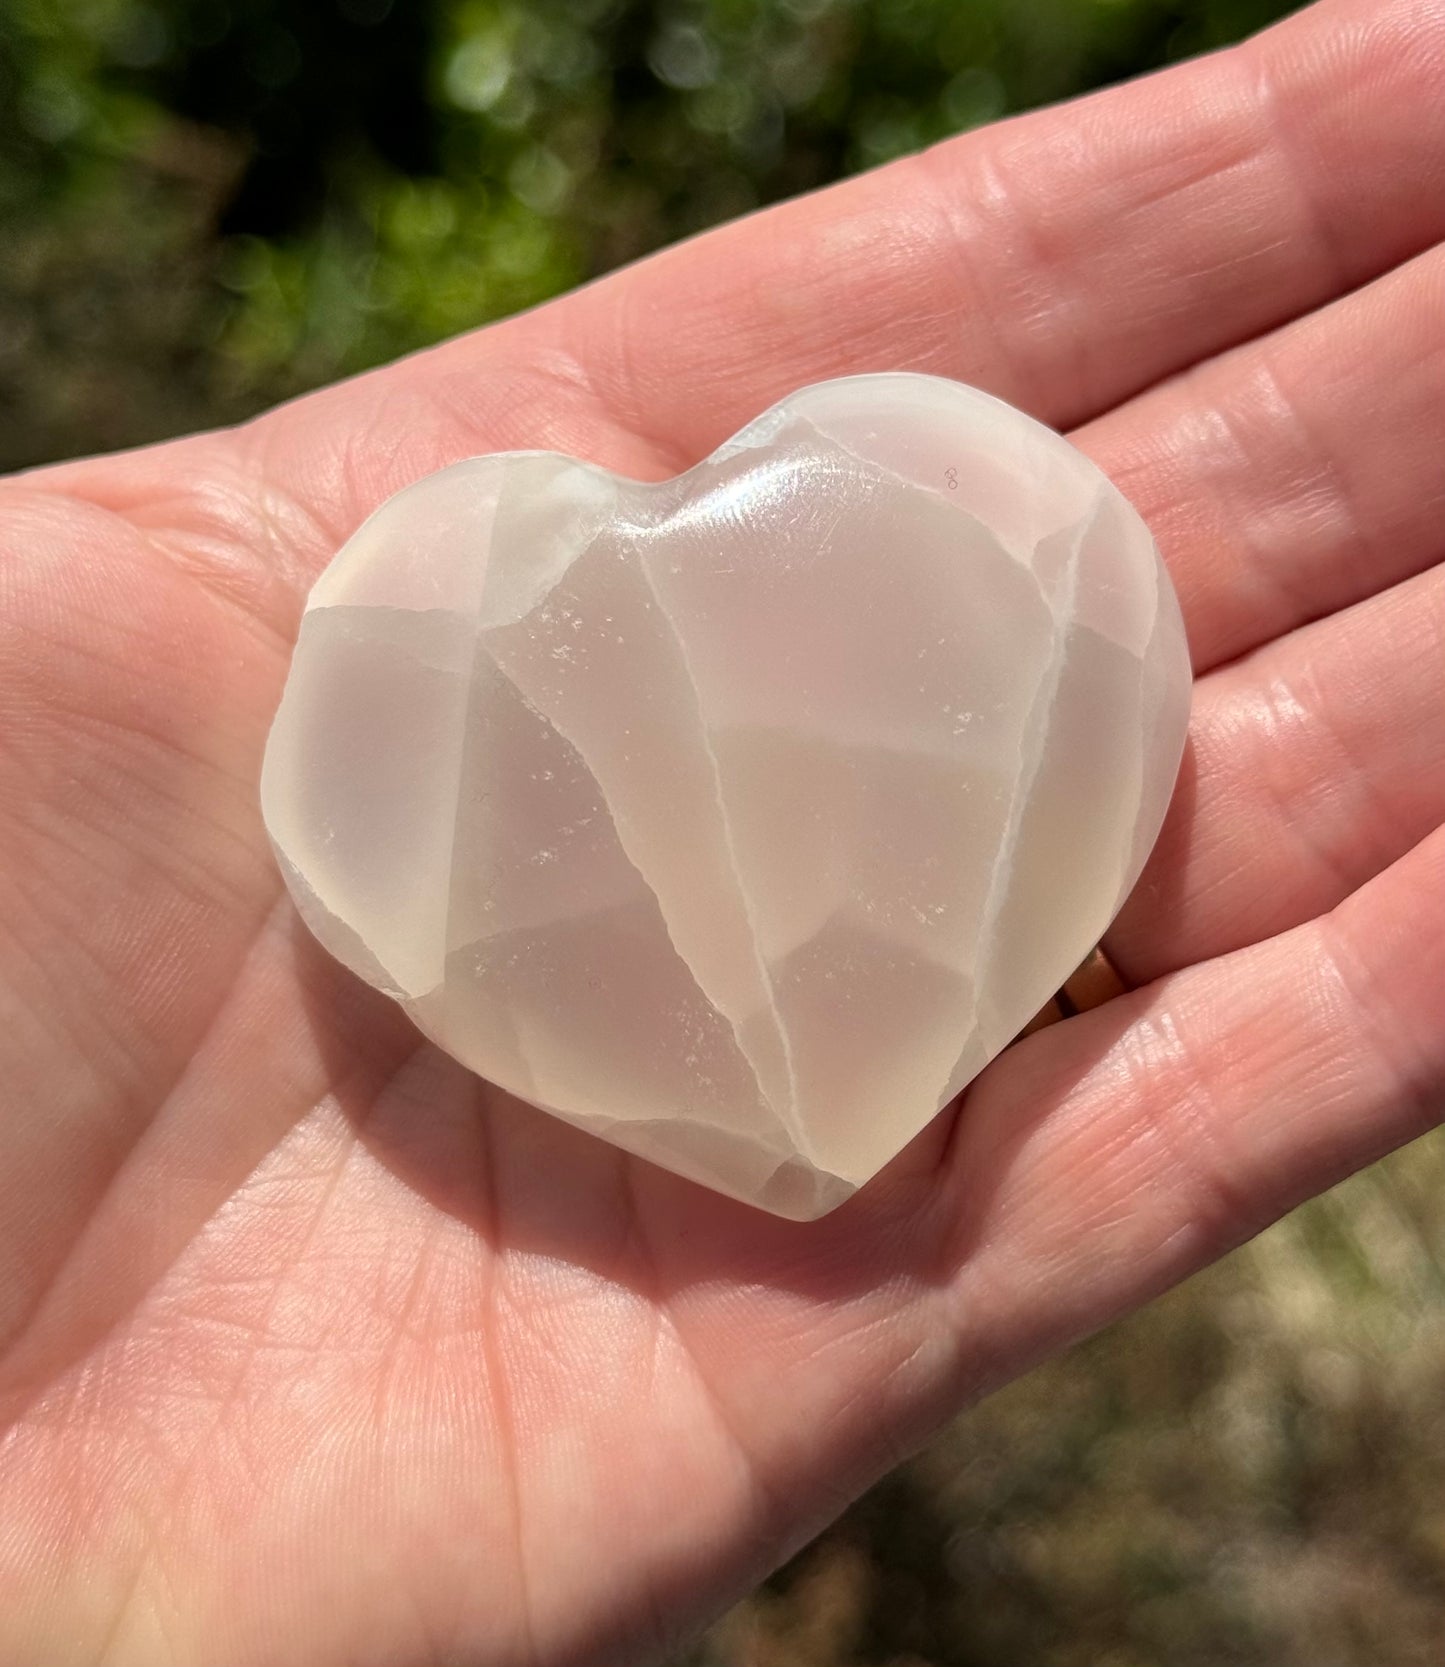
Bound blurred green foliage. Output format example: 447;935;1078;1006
1;0;1298;466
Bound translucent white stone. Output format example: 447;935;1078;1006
262;373;1191;1219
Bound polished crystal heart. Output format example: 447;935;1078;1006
262;373;1191;1218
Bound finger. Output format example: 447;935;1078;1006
943;821;1445;1392
41;0;1445;584
1106;559;1445;984
1076;243;1445;674
519;0;1445;457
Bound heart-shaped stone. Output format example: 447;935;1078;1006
262;373;1190;1218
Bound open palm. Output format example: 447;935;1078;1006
3;1;1444;1660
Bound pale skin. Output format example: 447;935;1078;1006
2;0;1444;1659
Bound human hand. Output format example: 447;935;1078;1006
2;0;1442;1660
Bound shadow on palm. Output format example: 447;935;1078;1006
288;776;1193;1328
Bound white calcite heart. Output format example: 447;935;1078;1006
262;373;1191;1219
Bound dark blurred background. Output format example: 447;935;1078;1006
4;0;1302;470
8;4;1445;1664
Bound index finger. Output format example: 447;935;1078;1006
34;0;1445;613
558;0;1445;459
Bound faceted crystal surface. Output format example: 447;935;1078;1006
262;373;1191;1219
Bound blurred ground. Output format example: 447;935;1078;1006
6;4;1444;1663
